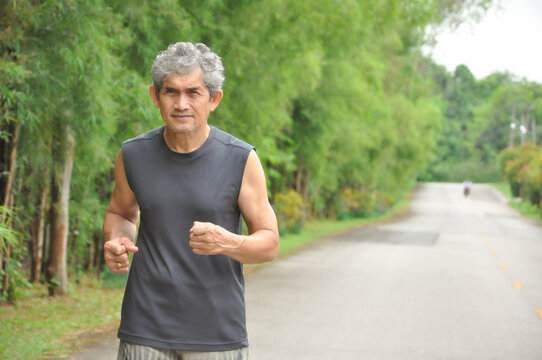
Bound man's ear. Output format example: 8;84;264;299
209;90;223;112
149;85;160;108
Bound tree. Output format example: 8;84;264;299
0;0;499;300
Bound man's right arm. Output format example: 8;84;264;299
103;150;140;274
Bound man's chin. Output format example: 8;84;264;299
165;124;195;135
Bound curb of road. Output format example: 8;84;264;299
489;185;509;204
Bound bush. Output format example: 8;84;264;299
375;191;396;214
0;207;29;303
337;188;375;219
498;144;542;207
524;152;542;207
273;190;305;235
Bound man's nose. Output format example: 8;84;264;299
174;94;190;110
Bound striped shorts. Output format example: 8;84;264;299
117;341;249;360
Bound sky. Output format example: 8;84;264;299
424;0;542;84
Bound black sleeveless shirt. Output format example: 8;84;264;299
118;125;253;351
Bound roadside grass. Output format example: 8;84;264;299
492;183;542;221
244;197;410;274
278;198;409;257
0;276;124;360
0;197;410;360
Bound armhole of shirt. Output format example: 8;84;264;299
235;147;255;203
121;144;136;194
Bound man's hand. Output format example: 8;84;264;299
189;221;243;256
104;237;139;273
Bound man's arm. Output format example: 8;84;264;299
189;150;279;264
103;150;140;273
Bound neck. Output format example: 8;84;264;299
163;125;211;153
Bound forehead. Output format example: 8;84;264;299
162;68;206;90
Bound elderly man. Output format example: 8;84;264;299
103;42;279;360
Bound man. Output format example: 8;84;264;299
462;179;472;197
103;42;279;360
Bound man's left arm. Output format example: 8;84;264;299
189;150;279;264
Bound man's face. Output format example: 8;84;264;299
149;68;222;135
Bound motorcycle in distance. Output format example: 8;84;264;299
462;179;472;197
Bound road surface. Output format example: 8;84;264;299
60;183;542;359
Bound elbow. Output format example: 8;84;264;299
105;208;139;225
258;245;279;264
266;232;280;262
240;229;279;264
251;230;279;264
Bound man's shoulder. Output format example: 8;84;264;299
212;126;254;153
122;126;163;146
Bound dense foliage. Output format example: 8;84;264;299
422;63;542;182
0;0;508;300
499;144;542;210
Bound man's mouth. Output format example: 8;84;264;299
171;113;192;119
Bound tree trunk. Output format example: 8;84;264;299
1;193;14;299
0;123;20;296
89;231;102;270
87;235;94;270
520;111;527;145
531;118;536;145
294;162;310;201
508;99;516;148
96;232;104;280
30;178;50;283
295;161;305;195
47;127;75;295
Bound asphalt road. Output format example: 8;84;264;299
60;183;542;360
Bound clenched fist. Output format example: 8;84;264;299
189;221;243;256
104;237;139;273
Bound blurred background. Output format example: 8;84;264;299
1;0;541;358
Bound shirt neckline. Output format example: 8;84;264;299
159;125;216;159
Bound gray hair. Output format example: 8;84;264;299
151;42;225;96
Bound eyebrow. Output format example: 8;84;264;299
162;86;203;93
